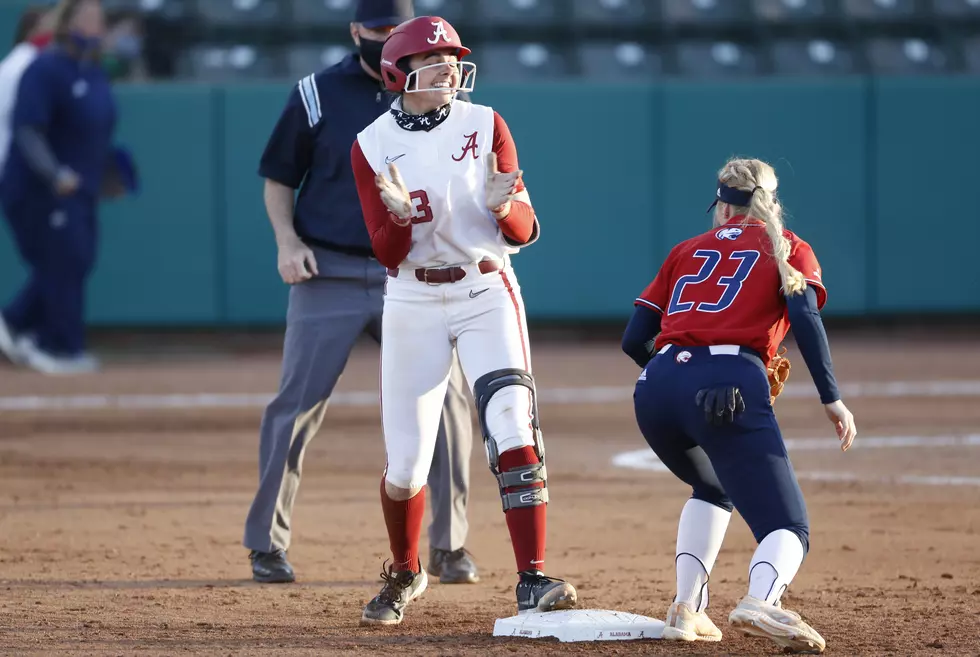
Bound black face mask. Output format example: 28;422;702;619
358;37;385;76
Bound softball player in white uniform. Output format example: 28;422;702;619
351;15;577;626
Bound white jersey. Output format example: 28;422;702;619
0;43;39;177
357;99;524;269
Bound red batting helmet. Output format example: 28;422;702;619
380;16;476;94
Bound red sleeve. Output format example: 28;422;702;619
635;274;668;314
492;111;536;245
634;249;677;314
351;139;412;269
789;238;828;310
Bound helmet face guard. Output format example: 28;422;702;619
403;60;477;95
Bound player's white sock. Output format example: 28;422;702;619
675;499;732;612
747;529;805;605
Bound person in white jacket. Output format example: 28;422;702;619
0;3;53;367
0;5;53;179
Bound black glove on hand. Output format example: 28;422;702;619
695;386;746;427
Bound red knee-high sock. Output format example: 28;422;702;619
499;446;547;573
379;477;425;573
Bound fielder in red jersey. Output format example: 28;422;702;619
622;157;857;654
635;217;826;366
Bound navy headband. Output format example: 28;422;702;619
706;182;762;213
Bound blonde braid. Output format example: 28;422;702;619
716;159;806;296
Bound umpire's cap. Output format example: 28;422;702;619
355;0;414;29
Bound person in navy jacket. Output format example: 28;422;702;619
0;0;136;375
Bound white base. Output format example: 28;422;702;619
493;609;665;643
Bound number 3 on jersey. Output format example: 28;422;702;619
667;249;760;315
410;190;433;224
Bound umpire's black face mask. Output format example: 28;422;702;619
358;36;386;77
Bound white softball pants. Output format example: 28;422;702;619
380;262;535;489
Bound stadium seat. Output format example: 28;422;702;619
964;37;980;72
101;0;146;12
473;43;573;81
770;38;858;75
865;37;953;73
840;0;919;21
931;0;980;19
195;0;284;26
662;0;753;26
176;45;282;81
285;44;353;78
570;0;660;27
473;0;562;27
577;41;663;79
753;0;835;24
674;40;763;77
412;0;469;24
118;0;187;19
291;0;464;27
290;0;357;26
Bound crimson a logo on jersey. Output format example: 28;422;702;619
676;350;692;363
715;227;743;241
452;132;479;162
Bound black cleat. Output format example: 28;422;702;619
360;561;428;626
249;549;295;583
427;547;480;584
516;570;578;614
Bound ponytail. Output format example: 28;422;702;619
716;159;806;296
749;187;806;296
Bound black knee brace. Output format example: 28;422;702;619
472;368;548;512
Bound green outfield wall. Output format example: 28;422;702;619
1;77;977;325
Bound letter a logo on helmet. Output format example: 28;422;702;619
427;20;451;45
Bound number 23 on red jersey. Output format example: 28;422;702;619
636;228;827;317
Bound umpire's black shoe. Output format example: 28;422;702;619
427;547;480;584
516;570;578;614
249;548;295;583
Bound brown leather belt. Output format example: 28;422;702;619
386;259;503;284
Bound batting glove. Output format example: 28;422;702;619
696;386;746;427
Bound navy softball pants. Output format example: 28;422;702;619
633;345;810;553
2;194;98;357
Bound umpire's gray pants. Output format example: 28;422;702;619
243;248;473;555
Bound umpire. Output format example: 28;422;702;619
243;0;479;586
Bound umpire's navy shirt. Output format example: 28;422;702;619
1;48;116;204
259;54;391;256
